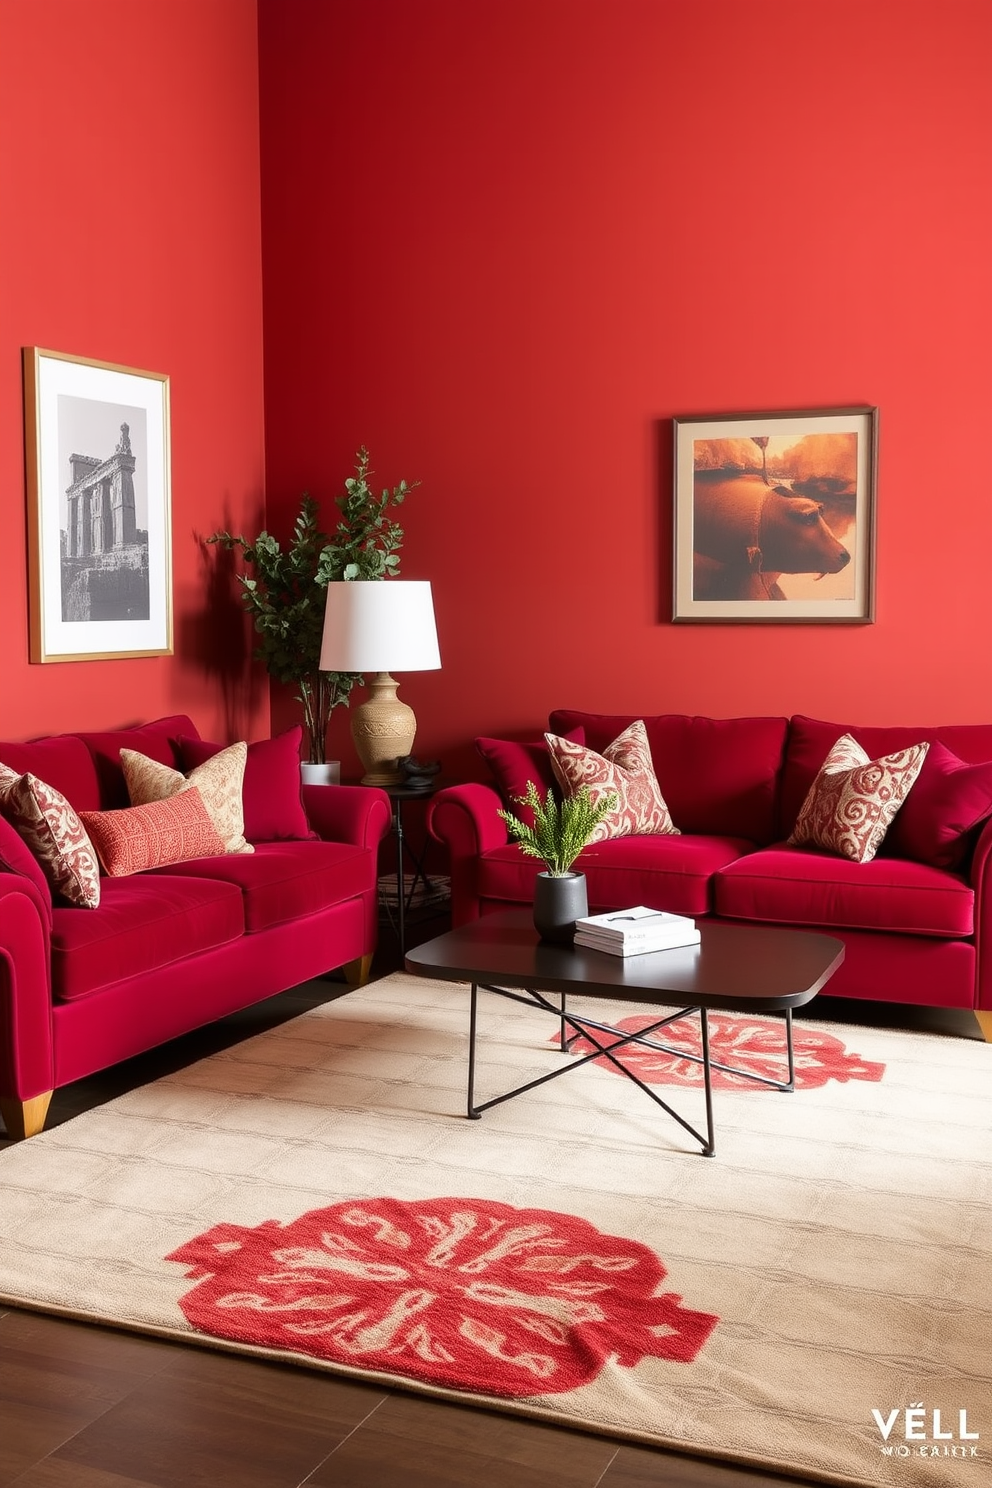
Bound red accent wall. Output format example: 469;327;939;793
0;0;268;745
259;0;992;780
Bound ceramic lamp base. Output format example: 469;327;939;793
351;672;417;786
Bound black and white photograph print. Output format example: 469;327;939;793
23;349;173;662
672;407;877;624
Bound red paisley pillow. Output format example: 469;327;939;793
545;720;679;842
0;763;101;908
788;734;929;864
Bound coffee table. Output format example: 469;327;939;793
405;910;845;1156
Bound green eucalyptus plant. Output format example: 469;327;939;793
498;781;618;876
209;447;418;764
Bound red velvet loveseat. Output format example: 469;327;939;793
428;711;992;1028
0;714;391;1140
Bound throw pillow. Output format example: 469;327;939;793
788;734;929;864
885;740;992;870
545;720;679;842
476;728;586;829
0;763;101;908
81;789;227;876
121;743;252;854
178;727;311;842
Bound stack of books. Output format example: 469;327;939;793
574;906;701;957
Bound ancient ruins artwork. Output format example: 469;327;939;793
58;396;149;623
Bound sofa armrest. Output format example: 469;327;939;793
970;814;992;1011
0;876;55;1105
302;783;392;852
428;783;509;925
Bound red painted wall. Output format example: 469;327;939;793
0;0;267;745
259;0;992;780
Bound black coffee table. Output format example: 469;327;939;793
405;910;844;1156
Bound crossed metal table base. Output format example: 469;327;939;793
466;981;797;1157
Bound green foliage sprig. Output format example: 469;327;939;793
208;447;419;763
498;781;618;876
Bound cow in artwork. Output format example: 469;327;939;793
692;473;851;601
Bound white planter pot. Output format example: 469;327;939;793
300;761;341;787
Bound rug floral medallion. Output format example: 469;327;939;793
1;974;989;1488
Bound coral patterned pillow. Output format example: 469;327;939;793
81;790;227;876
121;743;252;854
0;763;101;908
788;734;929;864
545;720;679;842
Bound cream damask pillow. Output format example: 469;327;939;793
121;743;252;855
788;734;929;864
545;720;679;842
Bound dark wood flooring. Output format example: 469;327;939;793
1;906;984;1488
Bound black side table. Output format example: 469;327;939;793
380;781;447;957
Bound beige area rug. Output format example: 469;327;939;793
0;973;990;1488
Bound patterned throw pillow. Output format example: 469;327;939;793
788;733;929;864
0;762;101;908
121;743;252;854
81;789;227;876
545;720;679;842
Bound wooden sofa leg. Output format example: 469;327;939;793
342;954;373;988
0;1091;53;1141
975;1012;992;1043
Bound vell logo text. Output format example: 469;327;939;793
872;1403;980;1459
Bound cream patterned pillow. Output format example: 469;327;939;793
0;763;102;907
121;743;252;855
545;720;679;842
789;734;929;864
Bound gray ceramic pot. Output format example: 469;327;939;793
533;871;588;945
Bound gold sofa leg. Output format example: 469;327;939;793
342;953;373;988
975;1012;992;1043
0;1091;53;1141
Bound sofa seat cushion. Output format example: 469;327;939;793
152;840;375;932
51;875;245;1003
480;834;756;918
714;845;973;938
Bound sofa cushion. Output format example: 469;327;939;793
0;766;102;908
75;714;198;809
546;721;678;841
476;727;585;828
780;715;992;839
179;727;312;842
50;874;245;1002
548;710;788;844
0;733;100;812
788;734;929;864
152;840;375;933
480;834;755;919
714;845;974;939
81;791;227;876
884;741;992;870
122;744;252;854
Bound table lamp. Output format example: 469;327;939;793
319;580;441;786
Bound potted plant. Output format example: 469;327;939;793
209;448;418;780
499;781;617;943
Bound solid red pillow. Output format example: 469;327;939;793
179;727;311;842
885;740;992;870
476;728;585;828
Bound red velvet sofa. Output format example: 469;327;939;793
428;711;992;1028
0;715;391;1140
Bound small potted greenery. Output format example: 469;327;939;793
209;448;417;779
499;781;618;943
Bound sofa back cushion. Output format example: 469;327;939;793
75;714;198;808
548;711;788;844
0;733;101;812
781;716;992;855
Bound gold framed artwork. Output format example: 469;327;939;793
22;347;173;662
672;406;878;623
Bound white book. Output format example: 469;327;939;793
575;926;701;958
575;907;697;943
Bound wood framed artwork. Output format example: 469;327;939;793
672;406;877;623
22;347;173;662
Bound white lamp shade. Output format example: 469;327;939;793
319;580;441;674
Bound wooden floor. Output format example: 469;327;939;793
1;907;983;1488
